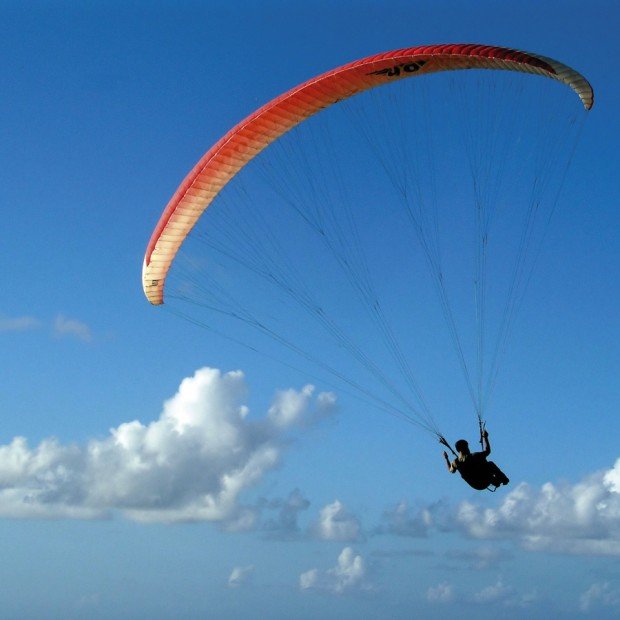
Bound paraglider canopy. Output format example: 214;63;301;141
142;43;592;441
143;44;593;306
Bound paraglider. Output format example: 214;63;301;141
442;428;509;491
142;44;593;485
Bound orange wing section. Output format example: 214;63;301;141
142;44;593;305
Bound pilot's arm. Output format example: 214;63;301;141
443;451;457;473
481;430;491;457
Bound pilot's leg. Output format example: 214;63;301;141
487;461;510;486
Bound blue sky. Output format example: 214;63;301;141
1;1;619;618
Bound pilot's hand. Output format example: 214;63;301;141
482;430;489;438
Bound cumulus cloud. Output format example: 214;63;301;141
53;314;93;342
473;579;542;609
579;582;620;613
0;368;336;523
218;507;259;533
454;460;620;554
427;578;536;609
374;500;434;538
300;547;371;594
227;565;255;588
0;314;41;332
261;488;311;539
427;582;454;604
472;578;514;604
311;500;363;542
268;385;336;428
604;462;620;493
369;459;620;558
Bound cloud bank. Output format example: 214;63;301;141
427;578;539;610
369;461;620;559
0;367;336;523
455;460;620;555
4;358;620;563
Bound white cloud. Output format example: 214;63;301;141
375;500;433;537
454;460;620;555
369;459;620;559
0;314;41;332
428;578;537;609
427;582;454;603
267;384;336;428
580;582;620;613
219;507;258;533
299;568;320;590
300;547;370;594
0;367;335;523
472;578;513;604
262;488;311;539
312;500;362;541
227;565;255;588
0;313;96;342
603;460;620;492
53;314;92;342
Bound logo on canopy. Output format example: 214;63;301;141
367;60;427;77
